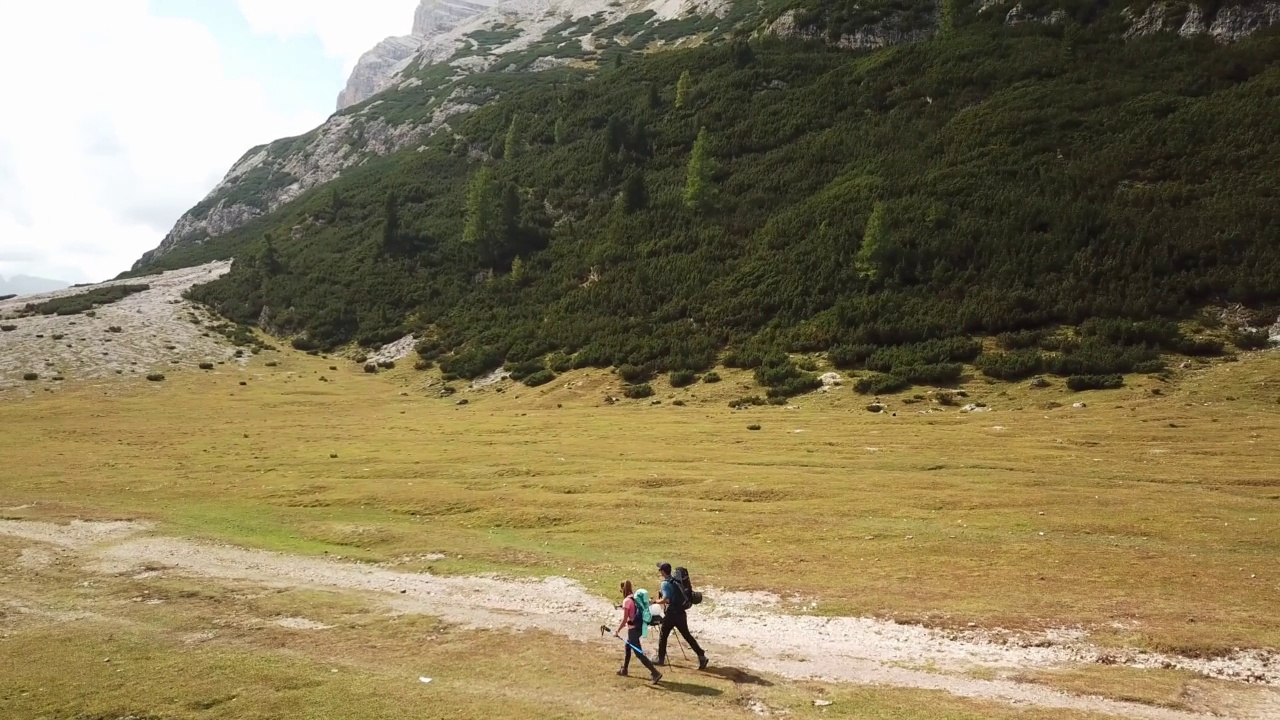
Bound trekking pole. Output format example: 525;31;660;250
675;633;689;661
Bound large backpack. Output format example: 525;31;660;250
672;567;703;609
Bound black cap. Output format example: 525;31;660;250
657;562;672;574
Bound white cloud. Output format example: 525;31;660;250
0;1;328;282
236;0;421;72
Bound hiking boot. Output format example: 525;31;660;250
617;667;628;677
650;670;663;685
697;654;709;670
653;656;667;666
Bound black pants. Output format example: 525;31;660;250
622;626;658;675
657;610;704;660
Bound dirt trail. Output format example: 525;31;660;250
3;519;1277;720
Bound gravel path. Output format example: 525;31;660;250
3;519;1278;719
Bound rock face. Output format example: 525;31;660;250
764;9;936;50
1123;1;1280;42
337;36;426;111
337;0;501;111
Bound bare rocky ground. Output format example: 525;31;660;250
0;262;243;394
2;519;1277;720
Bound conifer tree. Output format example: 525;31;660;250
675;70;692;109
684;127;712;211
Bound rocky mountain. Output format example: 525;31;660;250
337;0;502;110
134;0;1279;272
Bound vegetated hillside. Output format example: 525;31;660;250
142;0;1280;396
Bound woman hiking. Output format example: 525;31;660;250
613;580;662;684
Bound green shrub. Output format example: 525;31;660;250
23;284;149;316
0;325;16;332
364;363;378;373
1232;329;1271;350
377;359;396;369
523;369;556;387
548;352;573;373
1066;374;1124;391
414;359;435;371
623;383;654;399
618;364;652;383
506;358;546;380
828;344;877;369
1132;359;1166;374
199;362;214;370
702;371;721;383
291;336;321;351
146;373;166;382
22;372;38;381
1174;337;1224;357
747;424;762;431
854;373;910;395
895;363;963;385
729;396;765;408
265;361;279;367
669;369;698;387
976;350;1045;381
996;330;1045;350
1048;341;1158;376
440;347;503;379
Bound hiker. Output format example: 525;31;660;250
653;562;708;669
613;580;662;684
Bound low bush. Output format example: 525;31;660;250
364;363;378;373
1133;359;1166;374
618;364;652;383
729;396;765;408
1066;374;1124;391
669;369;698;388
440;346;503;379
747;424;762;431
414;359;434;371
702;371;721;383
827;343;877;369
22;372;38;381
895;363;963;385
996;329;1046;350
1;325;17;332
506;359;546;381
23;284;149;316
523;369;556;387
854;373;910;395
377;359;396;369
548;352;573;373
198;362;214;370
1174;337;1225;357
623;383;654;399
976;350;1045;381
265;360;279;367
146;373;166;382
1232;329;1271;350
107;326;123;333
291;336;322;351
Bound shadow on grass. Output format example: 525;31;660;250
701;666;772;686
647;680;722;697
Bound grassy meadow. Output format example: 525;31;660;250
2;347;1279;717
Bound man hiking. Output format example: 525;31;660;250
652;562;708;669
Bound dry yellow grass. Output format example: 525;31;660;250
2;347;1278;716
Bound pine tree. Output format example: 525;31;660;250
504;113;522;160
260;233;281;276
382;191;400;252
684;127;712;212
855;202;889;279
554;118;567;145
501;182;521;248
675;70;692;109
464;167;499;265
510;256;526;284
622;173;648;213
647;82;661;109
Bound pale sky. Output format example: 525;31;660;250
0;0;420;283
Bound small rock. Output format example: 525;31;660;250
456;399;469;406
1072;402;1087;409
814;699;832;707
